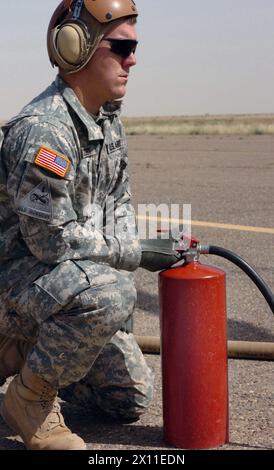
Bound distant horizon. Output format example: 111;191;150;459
122;112;274;119
2;112;274;124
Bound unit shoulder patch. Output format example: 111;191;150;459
34;146;70;177
16;180;52;222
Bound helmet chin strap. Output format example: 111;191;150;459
72;0;84;20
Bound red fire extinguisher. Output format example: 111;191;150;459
159;237;229;449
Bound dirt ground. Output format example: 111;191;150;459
0;135;273;451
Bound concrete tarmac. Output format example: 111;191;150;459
0;134;273;451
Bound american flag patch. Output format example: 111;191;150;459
34;147;70;177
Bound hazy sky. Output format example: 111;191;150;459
1;0;274;118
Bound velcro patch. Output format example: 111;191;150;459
106;140;122;154
16;180;52;222
34;147;70;177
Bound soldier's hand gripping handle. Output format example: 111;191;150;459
139;235;183;272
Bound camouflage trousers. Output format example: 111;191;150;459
0;260;154;420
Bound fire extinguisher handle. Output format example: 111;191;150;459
208;245;274;315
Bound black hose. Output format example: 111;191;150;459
208;245;274;314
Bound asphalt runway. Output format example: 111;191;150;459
132;134;274;451
0;134;273;451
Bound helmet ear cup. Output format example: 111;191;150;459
56;23;87;65
49;21;89;71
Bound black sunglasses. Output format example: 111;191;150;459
103;38;138;59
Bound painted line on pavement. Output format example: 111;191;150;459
137;215;274;235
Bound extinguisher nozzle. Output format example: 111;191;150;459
199;244;210;255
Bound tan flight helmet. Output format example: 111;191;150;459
47;0;138;73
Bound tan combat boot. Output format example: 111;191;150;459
1;365;87;450
0;334;31;386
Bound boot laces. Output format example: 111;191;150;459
39;385;65;431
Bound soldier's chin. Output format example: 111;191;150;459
113;85;127;100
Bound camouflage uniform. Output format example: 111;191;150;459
0;76;153;420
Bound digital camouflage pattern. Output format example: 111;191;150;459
0;76;153;417
0;76;141;270
59;330;154;421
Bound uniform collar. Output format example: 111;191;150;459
55;76;103;141
55;76;122;141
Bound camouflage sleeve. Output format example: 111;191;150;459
4;119;121;267
109;148;142;272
